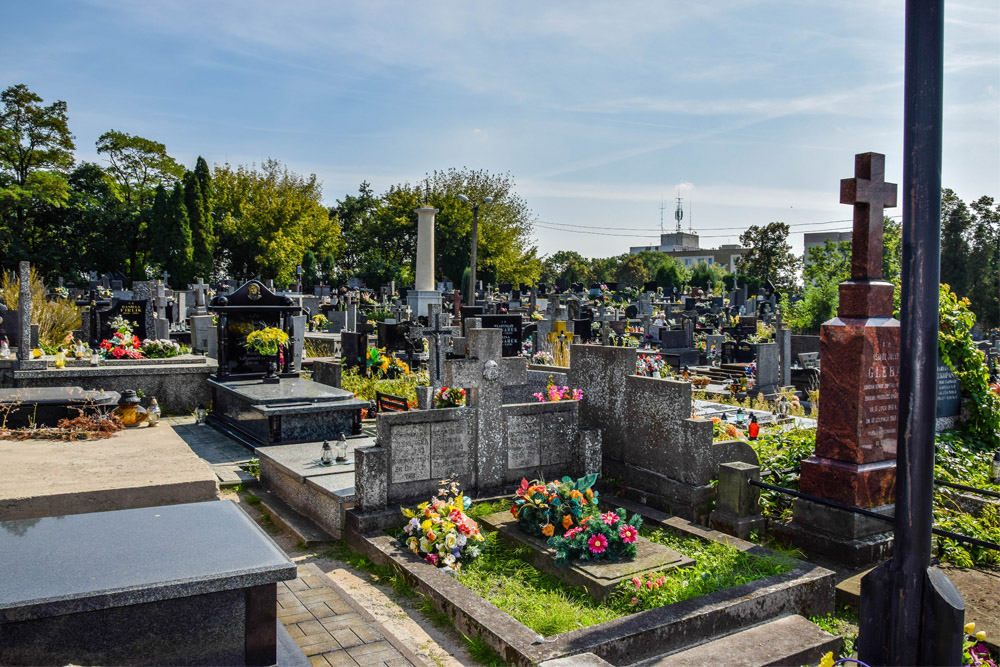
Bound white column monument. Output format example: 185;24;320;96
407;206;442;320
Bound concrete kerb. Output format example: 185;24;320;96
345;496;836;667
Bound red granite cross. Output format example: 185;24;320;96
840;152;897;280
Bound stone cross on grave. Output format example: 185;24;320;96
411;308;459;386
191;278;209;315
449;289;463;321
160;269;170;287
443;325;527;489
841;152;898;281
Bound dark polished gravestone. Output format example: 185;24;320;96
479;314;523;357
0;387;120;428
99;299;150;341
209;280;301;379
0;501;301;667
208;280;367;448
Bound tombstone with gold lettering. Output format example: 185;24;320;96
784;153;900;566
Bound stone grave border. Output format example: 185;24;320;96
347;498;834;666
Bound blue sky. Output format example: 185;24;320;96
3;1;997;259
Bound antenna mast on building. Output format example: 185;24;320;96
674;193;684;234
659;200;666;234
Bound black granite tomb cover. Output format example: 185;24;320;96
100;299;149;341
210;280;298;375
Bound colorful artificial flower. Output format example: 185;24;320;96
619;525;638;544
588;534;608;554
542;523;555;537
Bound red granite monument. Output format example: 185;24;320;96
785;152;900;565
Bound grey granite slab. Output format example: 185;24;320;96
256;437;372;482
0;500;296;622
0;386;119;406
210;377;360;406
306;472;356;502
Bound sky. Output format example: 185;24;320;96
2;0;998;260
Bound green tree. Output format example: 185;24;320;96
782;241;852;332
688;261;728;290
736;222;800;292
194;156;212;224
540;250;590;285
95;130;184;278
940;188;971;298
213;159;341;283
0;84;75;267
614;253;649;287
965;196;999;329
149;183;193;285
655;260;688;291
319;253;336;285
184;171;214;281
301;249;317;292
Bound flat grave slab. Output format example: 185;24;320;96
0;386;120;428
256;437;371;482
480;511;694;602
0;500;297;666
0;424;219;521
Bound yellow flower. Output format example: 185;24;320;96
32;348;42;358
965;622;976;635
818;651;835;667
542;524;555;537
976;631;986;641
562;514;574;530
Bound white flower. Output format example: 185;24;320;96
419;537;430;553
445;533;458;549
456;534;468;548
444;554;456;566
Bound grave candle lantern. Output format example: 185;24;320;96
991;451;1000;485
90;350;100;366
735;407;746;426
748;414;759;440
195;404;206;425
335;434;348;463
320;440;333;466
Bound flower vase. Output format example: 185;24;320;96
263;355;280;384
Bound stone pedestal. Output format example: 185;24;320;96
799;316;900;508
406;290;442;322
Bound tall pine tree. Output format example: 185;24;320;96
148;184;170;270
184;171;213;281
163;183;193;285
940;188;971;297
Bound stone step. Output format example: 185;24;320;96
629;615;841;667
251;488;336;546
213;465;258;488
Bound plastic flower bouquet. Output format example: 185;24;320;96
400;477;486;572
636;353;664;377
511;474;599;539
366;347;411;379
547;507;643;568
99;316;143;359
244;327;289;356
530;350;554;366
533;375;583;402
433;386;466;408
311;313;328;328
141;339;182;358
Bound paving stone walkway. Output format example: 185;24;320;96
279;563;416;666
165;416;255;485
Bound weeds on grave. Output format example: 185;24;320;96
465;634;506;667
810;607;859;660
242;458;260;479
245;494;262;506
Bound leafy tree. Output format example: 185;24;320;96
193;156;212;224
688;261;728;290
782;241;852;332
655;261;688;291
614;253;649;287
319;253;336;285
965;196;998;329
95;130;184;278
736;222;800;292
213;159;340;284
332;181;378;279
540;250;590;285
0;84;75;266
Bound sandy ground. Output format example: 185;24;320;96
0;425;218;520
221;487;479;667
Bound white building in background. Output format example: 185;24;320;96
630;231;745;273
803;231;852;266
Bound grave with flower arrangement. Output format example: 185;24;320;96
478;476;693;601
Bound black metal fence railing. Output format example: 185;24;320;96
748;478;1000;552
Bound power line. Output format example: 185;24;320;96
531;222;856;240
531;214;902;233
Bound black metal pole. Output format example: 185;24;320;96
888;0;945;663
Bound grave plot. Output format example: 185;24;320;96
351;493;835;667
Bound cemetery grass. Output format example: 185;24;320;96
340;367;429;403
451;501;795;637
